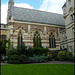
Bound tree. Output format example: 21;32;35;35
0;40;8;55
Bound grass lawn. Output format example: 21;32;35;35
1;64;74;75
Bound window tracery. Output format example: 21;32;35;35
33;31;42;47
49;32;56;48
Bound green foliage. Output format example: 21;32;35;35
58;51;66;61
47;52;53;61
74;55;75;62
6;43;50;64
8;54;20;64
0;40;8;55
4;56;9;61
7;39;11;50
48;55;53;61
65;52;74;62
7;42;27;56
0;41;2;55
25;47;49;57
8;60;20;64
8;54;29;64
29;54;48;63
7;48;17;56
0;39;11;55
25;47;34;57
58;51;74;62
19;55;28;63
52;51;59;60
17;42;27;55
30;47;49;56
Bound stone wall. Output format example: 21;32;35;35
61;0;74;54
7;22;62;51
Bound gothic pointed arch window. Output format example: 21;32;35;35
33;31;42;47
18;31;23;47
49;32;56;48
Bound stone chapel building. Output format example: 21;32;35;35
7;0;65;51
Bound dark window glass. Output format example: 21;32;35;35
18;31;23;46
49;32;56;48
33;31;42;47
1;35;6;41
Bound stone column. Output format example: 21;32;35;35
44;26;46;31
44;26;47;48
58;28;60;39
8;25;13;49
28;25;30;33
28;25;31;47
58;28;60;35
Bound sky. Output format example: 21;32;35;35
1;0;66;24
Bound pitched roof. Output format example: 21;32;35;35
9;6;65;26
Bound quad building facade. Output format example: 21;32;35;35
1;0;75;54
61;0;75;54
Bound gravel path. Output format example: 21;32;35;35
1;61;74;65
35;61;74;64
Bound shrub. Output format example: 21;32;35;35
19;55;28;63
8;60;20;64
74;56;75;62
0;40;10;55
30;47;49;56
8;54;30;64
53;51;59;60
0;40;7;55
25;48;34;57
58;51;66;61
4;56;9;61
25;47;49;57
8;55;20;64
29;54;48;63
66;52;74;62
17;43;27;55
47;52;53;61
7;48;17;56
58;51;74;62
